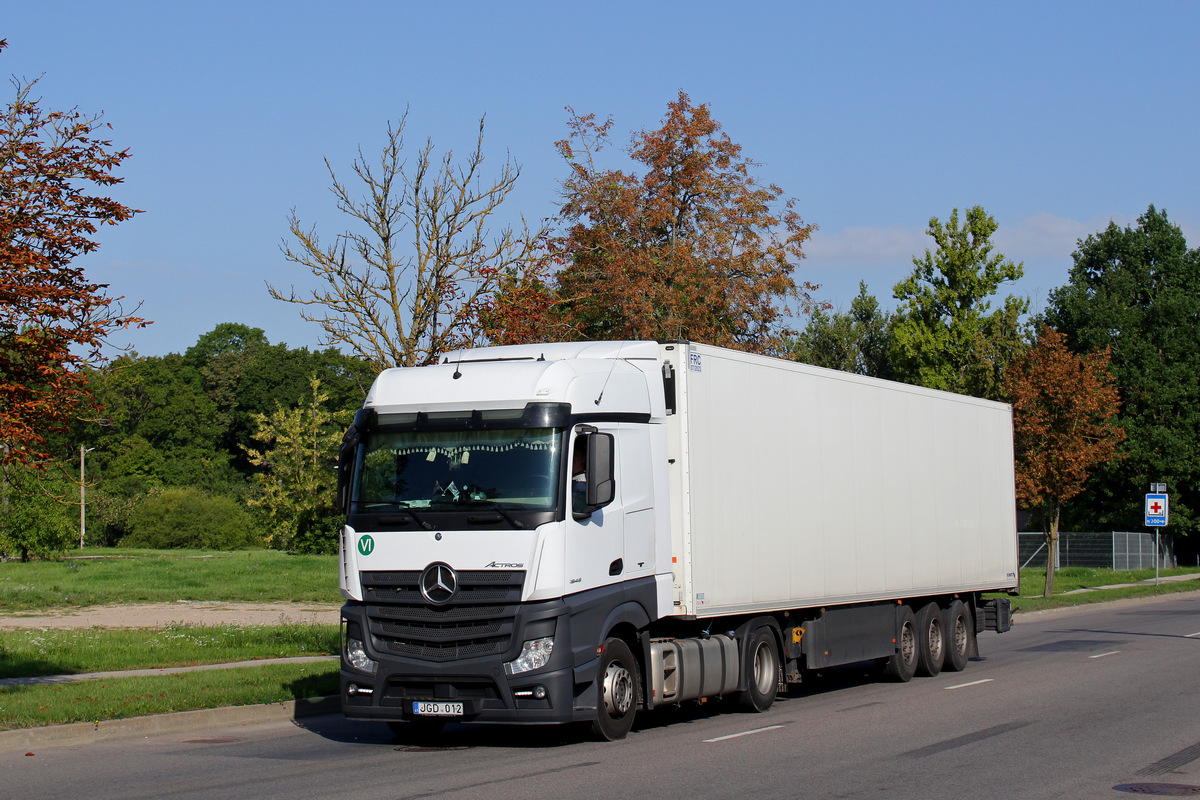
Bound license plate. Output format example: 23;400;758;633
412;701;463;717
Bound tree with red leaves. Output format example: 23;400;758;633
481;92;818;355
0;40;145;470
1005;326;1125;596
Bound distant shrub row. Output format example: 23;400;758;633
121;488;261;550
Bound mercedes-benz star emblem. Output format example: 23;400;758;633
420;563;457;605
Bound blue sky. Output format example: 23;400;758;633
6;2;1198;357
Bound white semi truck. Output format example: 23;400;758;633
336;341;1018;740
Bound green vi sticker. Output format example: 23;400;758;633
357;535;375;556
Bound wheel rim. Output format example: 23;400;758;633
952;616;968;656
927;618;944;661
602;661;634;717
752;640;776;695
900;621;916;665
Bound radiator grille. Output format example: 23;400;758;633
360;570;525;662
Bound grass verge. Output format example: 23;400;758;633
0;623;338;680
0;661;338;730
0;549;338;611
996;566;1200;613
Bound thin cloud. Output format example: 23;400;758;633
805;212;1152;273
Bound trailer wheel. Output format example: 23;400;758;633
914;602;945;677
942;600;971;672
591;638;638;741
737;627;780;712
881;605;918;682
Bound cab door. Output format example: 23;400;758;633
564;424;624;594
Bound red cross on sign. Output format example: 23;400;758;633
1150;501;1163;514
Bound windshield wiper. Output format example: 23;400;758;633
368;502;433;530
464;500;526;529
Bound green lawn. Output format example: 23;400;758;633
993;565;1200;613
0;622;338;679
0;548;338;611
0;662;338;730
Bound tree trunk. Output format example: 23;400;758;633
1043;503;1061;598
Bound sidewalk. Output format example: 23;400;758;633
0;655;337;688
1059;571;1200;595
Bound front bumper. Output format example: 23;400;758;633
339;599;595;725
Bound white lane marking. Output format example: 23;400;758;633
1089;651;1120;659
1186;632;1200;638
945;679;994;690
703;725;785;743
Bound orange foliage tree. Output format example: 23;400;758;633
480;92;818;355
0;40;145;467
1005;326;1125;596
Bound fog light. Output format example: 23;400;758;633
345;636;378;674
347;683;374;697
505;636;554;675
533;685;547;700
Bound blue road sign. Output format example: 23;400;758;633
1145;494;1168;527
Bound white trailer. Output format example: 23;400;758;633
336;341;1018;740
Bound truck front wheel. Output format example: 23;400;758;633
592;638;638;741
737;627;779;712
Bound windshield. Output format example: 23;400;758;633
352;427;561;512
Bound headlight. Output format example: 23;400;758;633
505;636;554;675
345;636;378;674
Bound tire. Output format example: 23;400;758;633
942;600;972;672
881;605;918;682
914;602;945;677
737;626;780;713
592;638;639;741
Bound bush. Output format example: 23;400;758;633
122;487;262;550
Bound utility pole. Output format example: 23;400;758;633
80;445;95;549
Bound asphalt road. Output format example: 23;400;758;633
7;593;1200;800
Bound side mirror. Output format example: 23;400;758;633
337;409;372;514
585;432;615;509
336;441;355;515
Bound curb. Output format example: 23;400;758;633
0;695;339;753
0;655;338;687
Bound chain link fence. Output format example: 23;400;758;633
1019;532;1175;570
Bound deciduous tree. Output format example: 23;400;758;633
244;376;349;553
1006;326;1125;596
272;112;549;371
0;460;73;560
1044;205;1200;537
482;92;817;355
0;40;145;468
788;282;894;378
890;207;1027;399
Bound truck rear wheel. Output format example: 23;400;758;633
914;602;945;677
737;627;780;713
881;605;918;682
942;600;971;672
592;638;638;741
